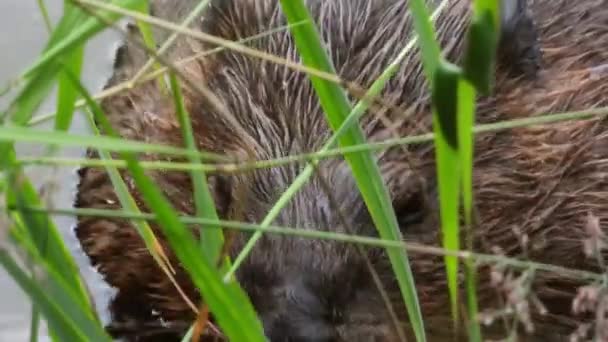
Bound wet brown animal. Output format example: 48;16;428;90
74;0;608;341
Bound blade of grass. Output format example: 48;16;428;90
0;124;226;161
456;78;482;341
14;203;608;285
431;60;462;329
1;0;144;132
67;70;264;338
9;225;102;334
36;0;54;32
130;0;211;85
132;1;168;93
121;156;266;341
276;1;427;341
406;0;442;80
29;5;58;340
1;150;93;314
11;105;608;176
27;20;304;127
463;1;500;95
457;1;501;339
2;229;111;342
4;171;92;308
29;304;40;342
168;73;226;267
65;70;203;311
55;49;85;132
224;1;446;290
53;1;87;133
0;1;88;124
0;250;89;342
21;0;144;80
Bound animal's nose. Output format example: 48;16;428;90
262;315;336;342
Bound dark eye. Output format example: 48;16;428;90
394;191;428;228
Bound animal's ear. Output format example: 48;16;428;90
498;0;542;77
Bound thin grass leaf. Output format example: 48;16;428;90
36;0;54;32
130;0;212;84
168;73;226;267
3;0;144;127
66;70;262;338
0;124;225;161
26;20;303;127
431;60;462;328
55;47;85;132
122;156;266;341
132;1;168;93
0;250;89;342
1;157;93;315
277;1;426;340
83;112;178;278
29;304;40;342
5;181;92;309
462;5;500;95
458;2;501;339
457;79;481;341
9;226;101;333
63;70;202;305
405;0;442;80
2;229;111;342
0;1;88;124
22;0;144;80
54;1;87;132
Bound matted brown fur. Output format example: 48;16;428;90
74;0;608;341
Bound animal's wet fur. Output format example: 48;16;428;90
74;0;608;340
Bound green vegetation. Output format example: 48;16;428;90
1;0;606;341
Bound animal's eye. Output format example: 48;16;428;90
394;191;428;228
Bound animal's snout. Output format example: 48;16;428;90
261;280;338;342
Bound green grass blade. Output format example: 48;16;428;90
5;182;91;307
36;0;54;32
55;47;85;132
62;69;194;294
462;6;499;95
0;124;224;161
29;304;40;342
1;160;93;314
0;1;87;124
22;0;145;80
0;250;89;342
457;79;481;341
406;0;442;80
431;60;462;329
3;0;144;126
278;1;426;340
458;2;501;340
54;1;87;132
66;69;263;340
168;73;226;267
132;1;168;93
122;157;266;341
2;228;111;342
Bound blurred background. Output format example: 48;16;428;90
0;1;122;340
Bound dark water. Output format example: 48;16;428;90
0;1;122;340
